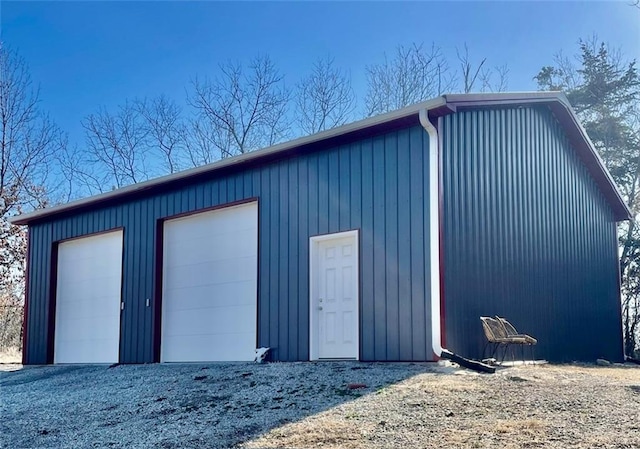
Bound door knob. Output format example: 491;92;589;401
318;306;323;311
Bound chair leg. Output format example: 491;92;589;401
531;345;535;364
482;341;491;360
500;344;509;364
489;343;499;360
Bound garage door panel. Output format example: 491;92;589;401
55;286;121;305
163;304;256;336
161;203;258;362
163;281;256;312
59;238;122;262
164;256;256;289
55;316;120;341
58;274;121;295
167;206;256;235
54;231;123;364
165;220;257;241
55;338;119;364
164;229;257;265
58;262;118;284
56;299;120;322
161;333;256;362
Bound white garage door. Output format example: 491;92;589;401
54;230;123;364
161;202;258;362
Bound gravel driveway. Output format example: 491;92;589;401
1;361;639;448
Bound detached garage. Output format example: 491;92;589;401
12;92;630;365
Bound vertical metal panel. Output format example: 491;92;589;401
267;165;279;358
23;125;434;363
24;225;36;362
397;129;412;361
408;127;427;360
442;106;623;362
338;145;351;231
24;222;50;363
349;142;362;230
317;151;329;235
327;148;340;234
287;162;299;361
278;164;289;361
296;158;309;361
384;133;399;360
359;139;375;361
258;168;271;351
372;136;387;360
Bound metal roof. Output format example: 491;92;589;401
9;92;631;225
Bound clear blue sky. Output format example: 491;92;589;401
1;1;639;147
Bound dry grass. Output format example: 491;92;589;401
245;416;374;449
558;363;640;381
494;418;547;435
243;363;640;449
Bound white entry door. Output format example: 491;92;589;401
161;202;258;362
54;230;123;364
310;230;359;360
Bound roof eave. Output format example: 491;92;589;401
9;91;632;224
9;97;447;225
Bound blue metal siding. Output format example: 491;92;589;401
442;106;623;362
23;125;434;364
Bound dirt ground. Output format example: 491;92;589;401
1;360;639;449
242;363;640;449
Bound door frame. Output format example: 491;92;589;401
309;229;360;361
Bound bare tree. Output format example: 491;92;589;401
480;64;510;93
188;56;291;158
183;117;220;167
76;57;291;193
457;44;487;93
296;57;356;134
365;42;509;115
364;43;455;116
0;44;66;350
80;102;150;192
76;96;188;195
455;44;510;93
0;214;26;352
135;95;185;174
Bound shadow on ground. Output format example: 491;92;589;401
0;361;442;448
